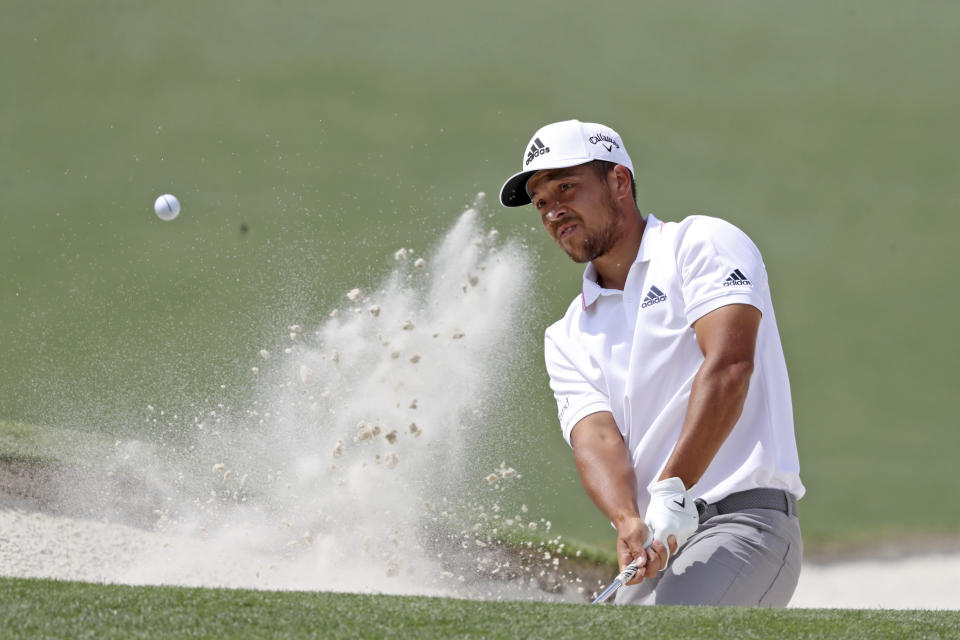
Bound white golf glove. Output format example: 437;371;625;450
644;477;700;566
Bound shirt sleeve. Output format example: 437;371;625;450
544;329;611;447
675;216;768;325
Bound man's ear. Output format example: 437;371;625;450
612;164;633;200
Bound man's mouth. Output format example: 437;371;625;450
558;223;577;239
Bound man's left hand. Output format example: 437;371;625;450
644;477;699;569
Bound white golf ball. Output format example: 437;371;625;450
154;194;181;221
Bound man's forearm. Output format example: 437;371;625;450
570;413;640;526
659;358;753;487
660;304;761;488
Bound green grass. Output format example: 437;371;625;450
3;578;958;640
1;0;959;549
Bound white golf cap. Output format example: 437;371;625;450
499;119;634;207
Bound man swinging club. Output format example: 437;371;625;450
499;120;804;606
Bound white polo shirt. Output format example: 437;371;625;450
544;213;804;515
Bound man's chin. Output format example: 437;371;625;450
558;238;591;263
563;247;595;264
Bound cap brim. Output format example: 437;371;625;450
498;157;600;208
499;170;537;207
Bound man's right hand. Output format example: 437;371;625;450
615;514;678;584
615;514;650;585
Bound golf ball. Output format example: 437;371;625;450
154;194;181;221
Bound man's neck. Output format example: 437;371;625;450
593;215;646;291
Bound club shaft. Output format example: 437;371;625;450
591;579;623;604
591;560;640;604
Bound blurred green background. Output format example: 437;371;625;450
2;0;958;549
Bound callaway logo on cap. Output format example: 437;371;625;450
499;119;634;207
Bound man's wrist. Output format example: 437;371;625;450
611;510;643;529
650;476;689;493
658;470;698;487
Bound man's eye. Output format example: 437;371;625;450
560;183;572;191
535;200;546;209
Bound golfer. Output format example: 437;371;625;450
499;120;804;606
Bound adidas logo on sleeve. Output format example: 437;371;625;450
723;269;751;286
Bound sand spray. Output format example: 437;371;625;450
22;197;586;600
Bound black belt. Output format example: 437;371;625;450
695;488;797;524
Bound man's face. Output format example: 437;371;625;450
526;164;621;263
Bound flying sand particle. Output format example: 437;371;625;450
386;555;401;576
383;451;399;469
299;365;315;385
355;422;380;442
346;288;361;301
259;349;271;360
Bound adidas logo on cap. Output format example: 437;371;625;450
525;137;550;166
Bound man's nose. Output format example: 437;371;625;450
544;206;565;222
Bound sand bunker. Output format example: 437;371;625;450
2;508;957;609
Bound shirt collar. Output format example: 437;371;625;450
580;213;662;309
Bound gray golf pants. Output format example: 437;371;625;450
614;508;802;607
